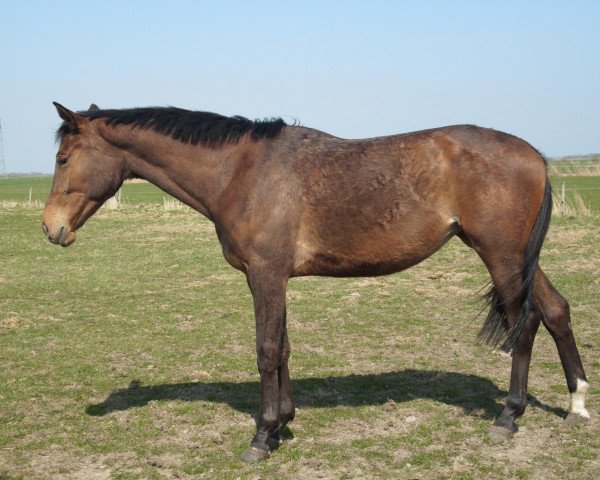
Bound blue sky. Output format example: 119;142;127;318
1;1;599;173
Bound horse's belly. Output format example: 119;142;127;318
293;250;429;277
293;216;457;277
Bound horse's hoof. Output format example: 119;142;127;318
565;412;590;426
241;446;270;463
488;425;514;443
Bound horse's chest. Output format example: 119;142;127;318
214;226;249;273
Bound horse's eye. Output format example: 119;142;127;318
57;156;68;166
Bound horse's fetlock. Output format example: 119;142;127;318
279;403;295;424
506;395;527;417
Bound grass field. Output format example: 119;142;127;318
0;177;169;205
2;174;599;211
0;175;598;479
547;156;600;177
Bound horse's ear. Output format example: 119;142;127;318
88;103;100;111
53;102;79;128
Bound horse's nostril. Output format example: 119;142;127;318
42;223;49;236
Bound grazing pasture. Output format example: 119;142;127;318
0;176;598;479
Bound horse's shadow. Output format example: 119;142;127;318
86;369;566;421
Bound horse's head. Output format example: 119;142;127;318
42;102;128;246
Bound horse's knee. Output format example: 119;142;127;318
257;341;282;373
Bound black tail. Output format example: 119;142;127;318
478;178;553;352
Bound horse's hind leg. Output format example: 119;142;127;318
490;269;542;440
458;236;542;439
489;307;542;439
534;267;590;424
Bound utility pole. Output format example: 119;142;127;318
0;117;6;177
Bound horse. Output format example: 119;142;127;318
43;102;590;462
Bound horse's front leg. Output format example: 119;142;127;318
270;328;295;446
241;268;289;462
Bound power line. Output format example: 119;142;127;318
0;116;6;177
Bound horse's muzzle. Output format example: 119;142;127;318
42;222;76;247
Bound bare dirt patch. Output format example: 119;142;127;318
22;448;112;480
0;313;22;330
319;408;426;446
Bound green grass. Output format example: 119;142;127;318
0;176;54;202
0;177;169;204
0;176;598;479
549;176;600;211
1;175;598;209
548;156;600;177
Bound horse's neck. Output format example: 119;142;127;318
103;125;252;220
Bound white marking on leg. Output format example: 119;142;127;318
569;378;590;419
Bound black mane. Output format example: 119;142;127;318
56;106;287;147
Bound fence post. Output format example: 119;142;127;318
561;182;566;210
28;187;32;204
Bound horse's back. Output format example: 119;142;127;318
285;125;547;277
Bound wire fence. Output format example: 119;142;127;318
547;161;600;177
2;174;599;216
559;186;600;191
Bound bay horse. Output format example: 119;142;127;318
43;102;590;462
